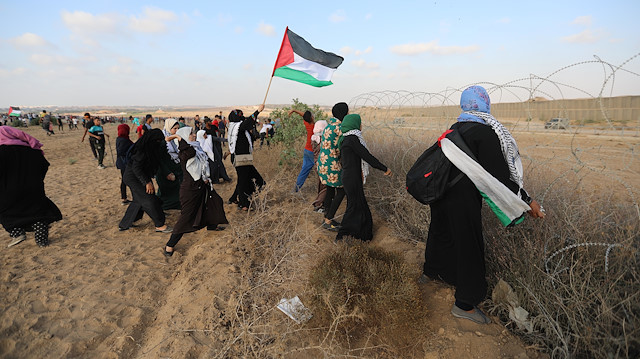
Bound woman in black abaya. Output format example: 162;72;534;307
0;127;62;247
335;114;392;242
118;129;172;232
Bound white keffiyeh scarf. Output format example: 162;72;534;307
460;110;524;190
342;129;370;184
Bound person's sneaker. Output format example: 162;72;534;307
121;199;131;205
7;234;27;248
98;164;106;169
451;305;491;324
313;206;325;213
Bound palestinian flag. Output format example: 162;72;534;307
272;27;343;87
8;106;21;117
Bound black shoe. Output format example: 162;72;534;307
322;222;340;232
119;227;129;231
163;248;174;257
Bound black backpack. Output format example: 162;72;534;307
406;128;476;205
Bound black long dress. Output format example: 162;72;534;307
336;136;387;242
0;145;62;231
171;140;228;235
423;121;519;307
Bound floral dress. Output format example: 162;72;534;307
317;117;342;187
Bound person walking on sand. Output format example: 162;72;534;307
227;105;266;211
81;112;98;160
116;123;134;205
318;102;349;231
0;127;62;248
40;110;54;136
204;118;231;183
421;86;545;324
335;114;392;242
87;117;109;169
118;129;172;233
288;109;315;192
162;127;228;257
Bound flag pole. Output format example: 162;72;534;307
262;76;274;106
263;26;289;107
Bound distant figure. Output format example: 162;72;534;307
0;127;62;248
259;119;272;147
58;115;64;132
40;110;54;136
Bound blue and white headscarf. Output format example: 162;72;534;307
456;86;524;189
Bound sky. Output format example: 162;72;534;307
0;0;639;107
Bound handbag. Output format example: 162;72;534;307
233;153;253;167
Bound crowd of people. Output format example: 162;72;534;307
0;86;546;324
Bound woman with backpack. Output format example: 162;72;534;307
421;85;545;325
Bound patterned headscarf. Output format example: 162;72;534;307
456;86;524;188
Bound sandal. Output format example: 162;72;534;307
155;226;173;233
163;247;174;257
451;305;491;324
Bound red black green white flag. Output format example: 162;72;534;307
8;106;21;117
271;27;343;87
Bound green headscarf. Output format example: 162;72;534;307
338;114;361;148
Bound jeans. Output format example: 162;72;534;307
295;149;314;191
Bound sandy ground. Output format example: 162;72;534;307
1;123;555;358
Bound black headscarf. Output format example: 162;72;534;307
331;102;349;121
131;128;166;175
228;109;244;123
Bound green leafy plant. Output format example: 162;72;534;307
270;98;328;167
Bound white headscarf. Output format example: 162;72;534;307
197;130;215;161
175;127;211;183
311;120;328;144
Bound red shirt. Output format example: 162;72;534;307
304;121;314;152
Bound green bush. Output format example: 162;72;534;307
270;98;328;167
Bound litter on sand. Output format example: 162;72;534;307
277;296;312;324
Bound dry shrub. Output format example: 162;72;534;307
308;242;427;353
363;131;640;358
483;182;640;359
